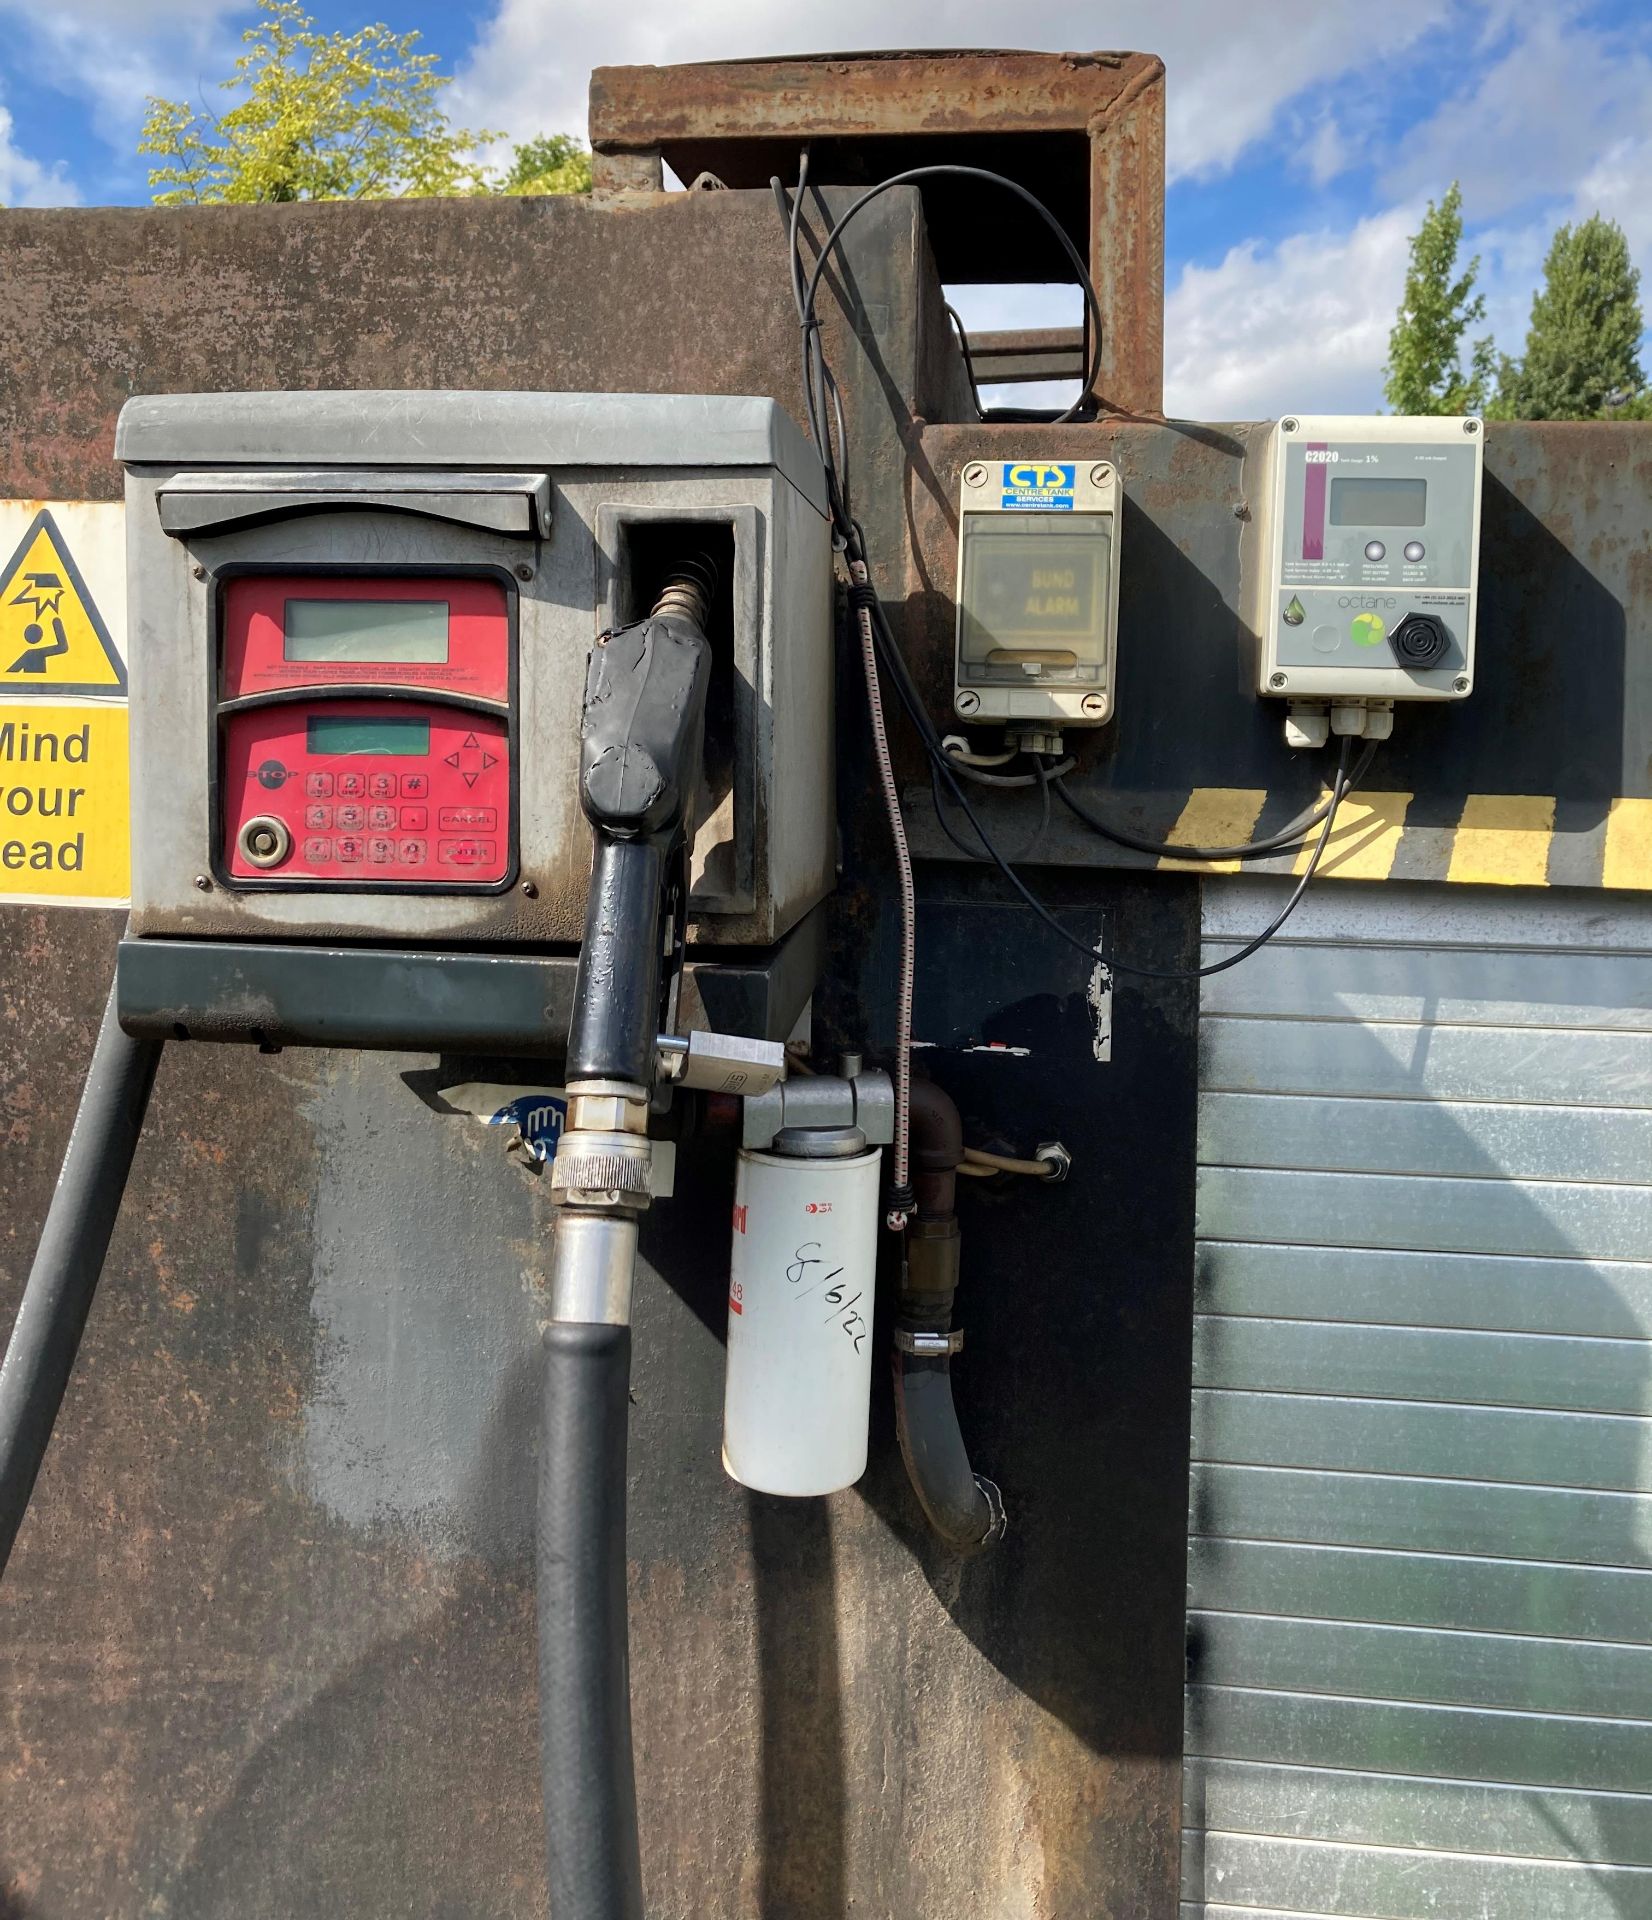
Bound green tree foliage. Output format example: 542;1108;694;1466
1384;183;1494;415
1492;216;1646;420
497;134;593;197
141;0;589;206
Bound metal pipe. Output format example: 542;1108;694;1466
0;981;163;1577
549;1211;640;1326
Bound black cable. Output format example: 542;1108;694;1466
774;157;1346;987
944;302;985;420
1102;737;1355;981
1050;740;1377;860
796;165;1104;471
932;756;1054;864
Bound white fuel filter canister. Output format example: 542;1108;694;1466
722;1130;881;1496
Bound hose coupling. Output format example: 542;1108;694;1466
894;1327;965;1356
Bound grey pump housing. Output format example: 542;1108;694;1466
117;390;834;948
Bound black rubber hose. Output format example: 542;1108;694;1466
538;1320;643;1920
566;836;665;1088
894;1353;1003;1552
0;982;162;1577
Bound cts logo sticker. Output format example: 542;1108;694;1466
1000;462;1077;511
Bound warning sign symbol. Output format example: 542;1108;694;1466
0;509;126;695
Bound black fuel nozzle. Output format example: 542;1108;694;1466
566;565;715;1090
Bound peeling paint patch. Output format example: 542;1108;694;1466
1087;961;1113;1062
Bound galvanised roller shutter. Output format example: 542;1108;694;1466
1184;882;1652;1920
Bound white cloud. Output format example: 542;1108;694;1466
0;99;79;206
0;0;241;150
1386;8;1652;220
1163;207;1417;418
450;0;1451;185
1574;134;1652;264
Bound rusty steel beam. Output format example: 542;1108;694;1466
588;49;1167;413
968;327;1087;384
590;50;1157;144
1089;59;1165;416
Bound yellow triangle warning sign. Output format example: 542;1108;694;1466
0;508;126;696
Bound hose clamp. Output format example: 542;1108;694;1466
894;1327;965;1356
549;1129;654;1211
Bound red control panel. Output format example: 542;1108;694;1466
218;575;513;889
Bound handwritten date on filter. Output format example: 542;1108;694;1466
786;1240;868;1352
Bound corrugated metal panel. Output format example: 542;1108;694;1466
1194;1318;1652;1413
1189;1612;1652;1720
1187;1540;1652;1643
1200;1017;1652;1105
1185;1758;1652;1865
1192;1463;1652;1567
1195;1242;1652;1338
1186;1685;1652;1792
1198;1091;1652;1184
1182;1832;1652;1919
1184;883;1652;1919
1193;1390;1651;1491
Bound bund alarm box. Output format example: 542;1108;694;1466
953;458;1121;727
117;391;833;948
1253;413;1483;728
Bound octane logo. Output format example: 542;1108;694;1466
1007;464;1070;489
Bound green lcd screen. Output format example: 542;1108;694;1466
284;598;449;663
1329;476;1427;527
306;715;431;757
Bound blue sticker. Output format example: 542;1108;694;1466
1000;462;1076;511
487;1091;568;1162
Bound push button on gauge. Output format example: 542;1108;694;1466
1364;540;1386;562
1404;541;1426;562
239;815;292;868
305;772;334;799
400;773;429;799
369;772;397;799
369;805;397;830
305;804;332;830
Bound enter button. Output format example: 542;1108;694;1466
439;838;497;867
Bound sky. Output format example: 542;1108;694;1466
0;0;1647;419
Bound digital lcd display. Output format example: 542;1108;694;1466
1329;477;1428;527
284;598;449;663
306;715;431;756
957;513;1109;678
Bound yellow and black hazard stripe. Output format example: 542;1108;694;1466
1158;788;1652;889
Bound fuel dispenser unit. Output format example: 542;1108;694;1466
0;389;936;1916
